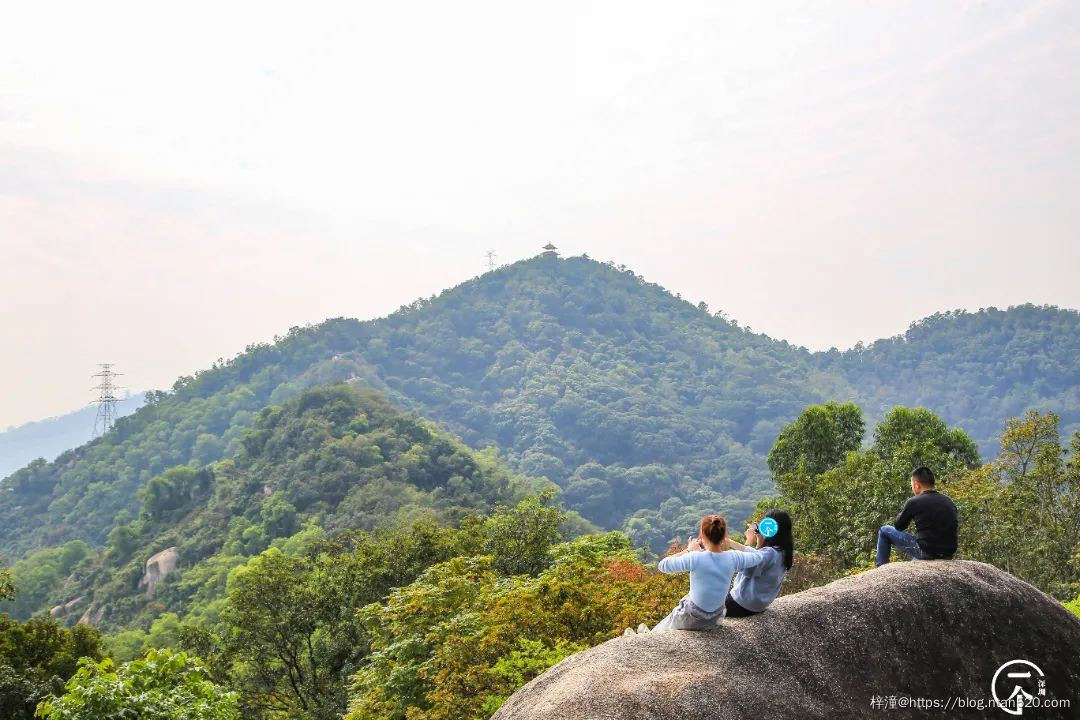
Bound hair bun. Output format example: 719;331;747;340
699;514;727;544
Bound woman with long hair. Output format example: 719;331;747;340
647;514;769;632
722;509;794;617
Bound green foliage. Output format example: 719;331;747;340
0;565;13;602
347;532;684;720
140;467;213;522
870;407;980;470
479;638;584;716
481;494;564;575
829;305;1080;460
214;548;362;719
0;615;104;720
34;648;238;720
4;258;1079;572
1;542;93;620
942;411;1080;599
105;613;183;662
1064;595;1080;619
8;385;533;627
762;404;1078;600
768;401;864;483
761;403;980;568
186;521;475;720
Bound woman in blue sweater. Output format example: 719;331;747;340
649;514;768;632
722;509;793;617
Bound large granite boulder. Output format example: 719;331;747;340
138;546;179;596
47;595;83;619
494;561;1080;719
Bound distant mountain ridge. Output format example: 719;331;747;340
1;255;1077;563
0;396;143;479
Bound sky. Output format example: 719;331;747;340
2;0;1079;429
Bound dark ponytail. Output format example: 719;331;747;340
761;509;794;570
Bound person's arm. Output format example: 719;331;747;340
894;497;914;531
726;548;768;573
658;551;698;575
724;525;759;552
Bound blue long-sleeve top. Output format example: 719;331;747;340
658;548;767;613
730;546;788;612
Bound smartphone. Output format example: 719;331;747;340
747;523;758;534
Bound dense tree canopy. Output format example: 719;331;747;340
1;256;1079;719
0;614;103;720
35;649;237;720
6;257;1077;567
1;386;539;629
758;403;1078;600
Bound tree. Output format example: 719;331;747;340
481;495;564;576
871;406;980;470
763;404;979;567
1;563;13;602
0;615;103;720
4;541;93;620
34;649;237;720
348;533;685;720
196;522;471;719
767;402;864;503
945;411;1080;598
213;548;360;719
140;467;213;522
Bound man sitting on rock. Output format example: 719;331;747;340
875;466;957;566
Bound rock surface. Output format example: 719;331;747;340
77;604;105;626
493;561;1080;720
137;546;179;596
47;595;83;619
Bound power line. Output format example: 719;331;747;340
91;364;123;437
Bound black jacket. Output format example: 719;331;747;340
894;490;958;559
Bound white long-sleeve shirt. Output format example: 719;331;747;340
658;548;767;613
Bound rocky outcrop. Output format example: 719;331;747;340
137;546;179;596
494;561;1080;720
77;604;105;626
48;596;83;619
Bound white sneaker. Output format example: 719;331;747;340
637;623;650;634
623;627;636;636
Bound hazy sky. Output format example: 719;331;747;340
2;1;1079;429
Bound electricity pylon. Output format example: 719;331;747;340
91;364;123;437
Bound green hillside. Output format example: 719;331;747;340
2;255;1078;565
1;385;538;628
822;305;1080;450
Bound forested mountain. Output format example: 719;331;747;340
0;396;143;479
2;255;1078;566
821;304;1080;453
3;255;1079;719
1;385;539;629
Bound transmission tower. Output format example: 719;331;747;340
484;250;497;272
91;364;123;437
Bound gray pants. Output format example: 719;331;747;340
653;595;725;631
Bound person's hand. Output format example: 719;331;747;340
745;526;759;547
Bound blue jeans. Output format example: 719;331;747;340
876;525;922;567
